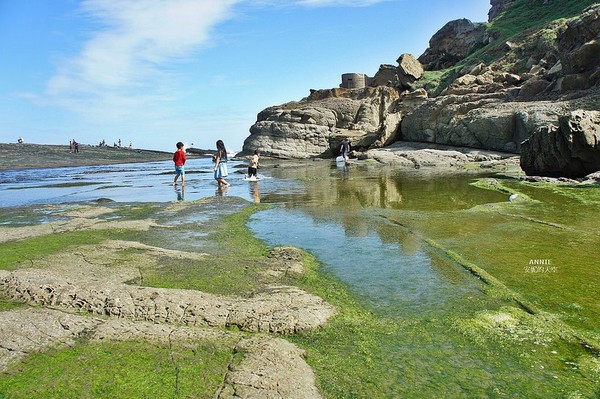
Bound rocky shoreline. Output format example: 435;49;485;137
0;202;334;398
0;143;172;171
240;3;600;180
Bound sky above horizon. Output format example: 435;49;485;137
0;0;491;152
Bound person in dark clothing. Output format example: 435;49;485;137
339;139;350;162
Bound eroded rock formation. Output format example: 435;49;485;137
241;2;600;178
243;86;410;159
520;110;600;177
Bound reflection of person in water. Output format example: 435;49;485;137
175;185;185;201
250;181;260;203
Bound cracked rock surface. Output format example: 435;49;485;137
0;269;335;334
0;204;335;398
0;308;322;398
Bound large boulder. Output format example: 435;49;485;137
242;87;408;158
396;53;424;88
371;64;398;87
400;93;566;153
370;54;423;89
418;19;488;70
520;110;600;177
557;4;600;54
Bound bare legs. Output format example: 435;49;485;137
216;177;229;187
173;174;185;186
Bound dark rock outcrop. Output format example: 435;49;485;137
488;0;513;21
401;94;567;153
520;110;600;177
418;19;488;70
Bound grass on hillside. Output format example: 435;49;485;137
424;0;598;94
487;0;598;40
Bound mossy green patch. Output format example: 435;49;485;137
137;203;277;296
0;294;27;311
288;251;600;398
0;339;233;399
107;203;162;221
470;177;534;202
0;230;117;270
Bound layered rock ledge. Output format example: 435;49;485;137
241;4;600;179
0;269;335;334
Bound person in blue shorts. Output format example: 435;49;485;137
213;140;230;188
172;141;186;186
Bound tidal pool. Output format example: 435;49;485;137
248;160;600;397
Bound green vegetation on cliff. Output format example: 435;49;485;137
424;0;599;94
488;0;598;40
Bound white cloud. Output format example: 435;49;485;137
40;0;389;127
45;0;239;116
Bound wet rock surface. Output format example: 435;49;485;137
0;204;334;398
0;308;322;399
362;141;519;169
0;269;335;334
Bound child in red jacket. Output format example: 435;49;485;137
173;142;186;186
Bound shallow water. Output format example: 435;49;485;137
247;161;600;397
0;158;301;209
247;162;600;334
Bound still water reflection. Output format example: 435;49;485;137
2;158;598;334
250;161;600;337
249;162;509;317
0;158;299;207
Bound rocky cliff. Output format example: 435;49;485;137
241;1;600;178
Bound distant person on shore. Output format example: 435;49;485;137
172;141;186;186
213;140;230;188
247;150;260;179
17;137;24;144
71;139;79;154
339;139;350;162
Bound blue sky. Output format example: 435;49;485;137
0;0;491;152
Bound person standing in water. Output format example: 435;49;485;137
247;150;260;179
213;140;230;187
339;139;350;162
172;141;186;186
